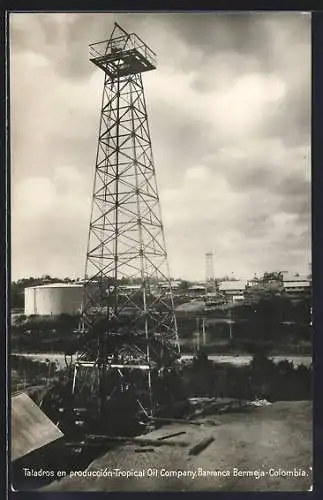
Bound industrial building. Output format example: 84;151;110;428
24;283;84;316
158;281;181;290
218;280;246;303
118;284;142;295
187;285;207;298
282;274;311;297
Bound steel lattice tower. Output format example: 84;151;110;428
205;251;214;283
71;24;180;419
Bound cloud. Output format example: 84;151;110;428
147;68;286;141
12;166;90;278
10;12;311;281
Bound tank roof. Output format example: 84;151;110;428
25;283;83;289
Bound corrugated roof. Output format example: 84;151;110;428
11;393;63;461
188;285;206;290
282;273;310;282
284;281;310;288
219;280;246;291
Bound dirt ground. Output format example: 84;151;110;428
39;400;312;492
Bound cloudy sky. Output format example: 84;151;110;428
10;12;311;281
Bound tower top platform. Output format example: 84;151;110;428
89;23;156;78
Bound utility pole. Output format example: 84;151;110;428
202;318;206;345
229;308;233;340
195;318;200;352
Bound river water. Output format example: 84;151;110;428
13;352;312;370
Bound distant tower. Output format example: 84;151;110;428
72;24;180;419
205;251;214;283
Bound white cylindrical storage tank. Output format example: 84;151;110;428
24;283;84;316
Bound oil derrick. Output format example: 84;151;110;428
205;251;214;283
70;24;181;426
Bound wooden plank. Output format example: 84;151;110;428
157;431;186;441
189;436;215;456
67;435;188;448
149;417;201;426
134;447;155;453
